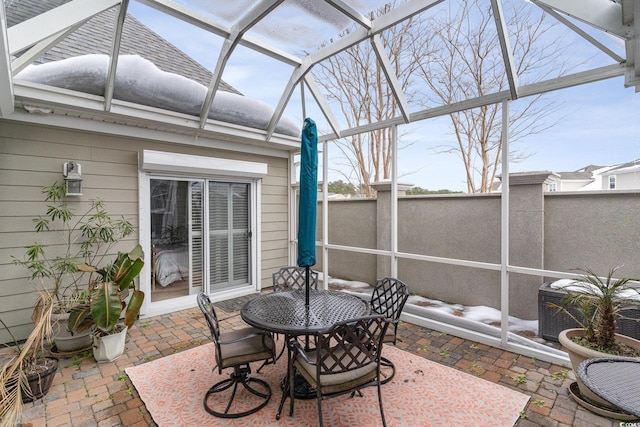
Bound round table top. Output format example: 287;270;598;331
577;357;640;417
240;289;370;335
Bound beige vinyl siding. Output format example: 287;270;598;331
0;120;290;343
259;158;290;287
613;171;640;190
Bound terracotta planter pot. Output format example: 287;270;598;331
559;328;640;410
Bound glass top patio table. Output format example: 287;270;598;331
577;358;640;417
240;289;370;336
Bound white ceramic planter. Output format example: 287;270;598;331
92;325;128;363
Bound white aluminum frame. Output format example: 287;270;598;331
2;0;638;366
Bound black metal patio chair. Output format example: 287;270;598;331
370;277;409;384
272;266;319;292
259;266;319;369
197;292;276;418
289;314;390;426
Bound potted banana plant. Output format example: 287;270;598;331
69;245;145;362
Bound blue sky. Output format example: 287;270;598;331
128;1;640;192
398;79;640;191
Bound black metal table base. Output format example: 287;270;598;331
282;372;316;399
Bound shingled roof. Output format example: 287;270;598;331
6;0;239;94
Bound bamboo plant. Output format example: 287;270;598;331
12;182;135;313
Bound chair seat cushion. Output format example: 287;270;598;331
219;327;275;369
294;347;378;395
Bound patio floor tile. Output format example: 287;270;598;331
4;291;628;426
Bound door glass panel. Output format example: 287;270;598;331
232;183;249;284
190;182;204;292
150;179;203;301
208;182;251;291
209;183;230;290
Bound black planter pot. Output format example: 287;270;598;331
22;356;59;402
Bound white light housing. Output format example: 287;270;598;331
63;161;83;196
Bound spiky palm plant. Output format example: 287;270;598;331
0;290;55;425
559;266;640;352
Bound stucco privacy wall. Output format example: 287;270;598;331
544;191;640;275
317;184;640;321
315;199;377;285
0;121;289;342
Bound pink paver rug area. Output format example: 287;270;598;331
126;343;529;426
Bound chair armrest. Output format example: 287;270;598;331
218;329;271;345
218;312;241;322
291;340;316;365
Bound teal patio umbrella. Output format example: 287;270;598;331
297;118;317;307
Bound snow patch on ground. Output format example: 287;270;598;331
324;274;565;355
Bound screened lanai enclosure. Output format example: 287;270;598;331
0;0;638;365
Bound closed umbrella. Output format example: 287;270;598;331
297;118;318;307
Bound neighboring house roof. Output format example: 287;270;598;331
553;164;609;182
600;159;640;175
6;0;239;94
544;161;640;191
553;171;594;181
576;164;606;173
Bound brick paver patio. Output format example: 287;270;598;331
11;292;630;427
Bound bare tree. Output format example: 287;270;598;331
314;0;567;194
412;0;567;193
313;3;422;197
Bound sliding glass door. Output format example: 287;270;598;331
149;178;252;302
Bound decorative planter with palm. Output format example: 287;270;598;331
553;266;640;414
12;181;136;354
69;245;145;362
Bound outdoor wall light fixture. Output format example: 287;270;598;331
63;161;83;196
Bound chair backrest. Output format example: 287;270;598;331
272;266;318;291
370;277;409;322
315;314;389;376
197;292;222;367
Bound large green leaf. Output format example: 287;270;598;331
124;290;145;329
68;303;93;333
90;282;122;333
112;245;145;292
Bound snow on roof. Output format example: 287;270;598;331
15;54;300;137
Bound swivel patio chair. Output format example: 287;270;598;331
370;277;409;384
197;292;276;418
288;314;390;427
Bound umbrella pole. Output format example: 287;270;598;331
305;266;310;307
305;265;311;350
